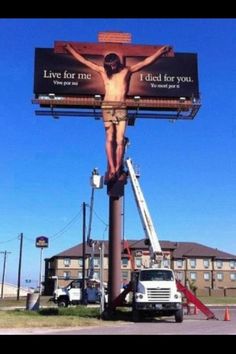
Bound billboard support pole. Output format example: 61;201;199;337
102;178;125;318
108;196;122;313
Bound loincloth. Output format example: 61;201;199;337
102;106;128;124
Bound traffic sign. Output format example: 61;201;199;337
35;236;49;248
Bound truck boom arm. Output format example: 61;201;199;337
125;158;162;258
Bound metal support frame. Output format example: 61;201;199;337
33;96;201;122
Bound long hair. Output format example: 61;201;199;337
104;53;123;78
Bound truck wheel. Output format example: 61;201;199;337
175;308;183;323
58;300;68;307
132;309;140;322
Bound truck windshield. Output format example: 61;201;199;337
140;270;174;281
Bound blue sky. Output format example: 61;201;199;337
0;18;236;287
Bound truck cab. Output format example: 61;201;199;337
52;279;101;307
132;268;183;322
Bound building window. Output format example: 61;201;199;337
63;271;71;280
135;251;142;257
203;259;210;268
216;272;223;281
93;271;100;280
216;260;223;269
78;271;82;279
121;258;129;267
190;259;196;269
163;259;169;268
135;258;142;268
176;259;183;268
122;270;129;281
175;271;183;281
94;257;100;267
190;272;197;281
64;258;71;267
230;261;236;269
78;258;83;267
204;272;210;281
230;273;236;281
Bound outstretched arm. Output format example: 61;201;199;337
129;45;172;73
65;43;104;74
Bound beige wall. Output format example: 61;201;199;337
48;255;236;291
172;258;236;290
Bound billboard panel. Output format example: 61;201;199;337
127;53;199;98
34;48;199;100
34;49;104;95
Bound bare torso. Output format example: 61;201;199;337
101;68;130;103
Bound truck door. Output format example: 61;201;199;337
69;280;82;301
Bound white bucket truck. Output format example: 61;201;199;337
126;158;183;322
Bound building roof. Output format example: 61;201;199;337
172;242;236;260
47;240;236;260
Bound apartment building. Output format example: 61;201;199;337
44;240;236;295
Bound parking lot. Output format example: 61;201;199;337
1;307;236;335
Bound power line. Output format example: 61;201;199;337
0;236;18;244
23;209;83;243
51;208;82;240
93;208;108;227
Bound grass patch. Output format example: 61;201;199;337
0;312;101;328
0;305;129;328
0;306;102;328
0;296;53;308
39;306;100;317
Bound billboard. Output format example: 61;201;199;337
34;44;199;102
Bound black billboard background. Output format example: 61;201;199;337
127;53;199;98
34;49;105;95
34;49;199;99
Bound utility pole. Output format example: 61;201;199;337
1;251;11;299
99;241;105;315
17;233;23;300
